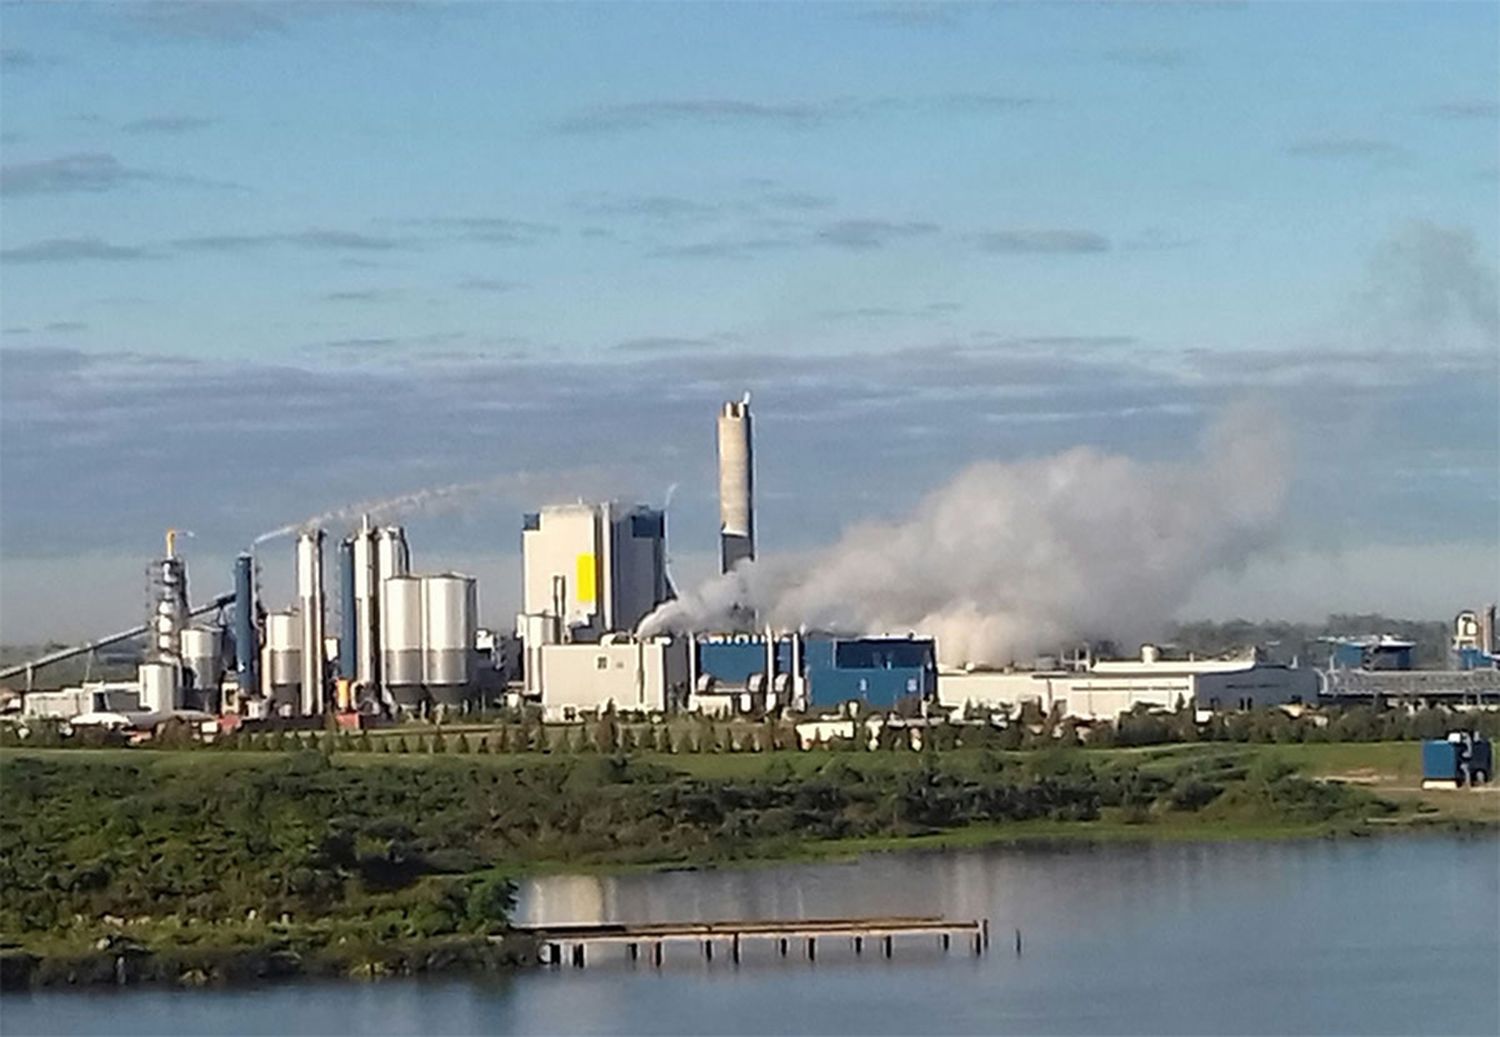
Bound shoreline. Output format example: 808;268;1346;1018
5;818;1494;993
4;742;1494;993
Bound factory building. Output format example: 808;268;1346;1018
519;502;670;644
537;637;690;721
693;633;938;715
1452;606;1498;670
939;646;1318;721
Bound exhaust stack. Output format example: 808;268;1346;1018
296;528;326;715
717;394;755;574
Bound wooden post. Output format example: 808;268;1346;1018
1014;928;1022;957
573;943;586;968
853;935;863;955
703;939;713;962
807;936;816;961
982;918;990;950
548;942;560;967
883;935;893;958
941;932;950;952
732;933;741;964
972;932;981;955
778;937;788;957
653;941;663;967
628;942;639;962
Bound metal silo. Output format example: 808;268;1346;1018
422;573;477;709
375;525;410;700
296;529;326;715
266;609;302;712
381;574;425;710
138;660;179;713
180;626;221;694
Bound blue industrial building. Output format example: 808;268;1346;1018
695;634;937;711
1327;636;1415;671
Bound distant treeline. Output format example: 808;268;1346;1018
1166;614;1456;668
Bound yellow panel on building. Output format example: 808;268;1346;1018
575;553;597;605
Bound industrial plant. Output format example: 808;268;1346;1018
3;394;1498;738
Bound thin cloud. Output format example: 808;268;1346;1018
613;336;722;354
577;194;720;222
649;237;800;260
119;2;290;42
818;219;938;250
1;48;62;70
553;98;865;134
411;216;558;244
122;114;218;135
1103;46;1190;69
0;238;155;263
173;229;416;253
1284;135;1404;161
1425;99;1500;121
44;321;89;333
931;93;1050;113
856;3;968;28
458;278;522;293
321;289;395;303
972;230;1111;254
1;153;144;196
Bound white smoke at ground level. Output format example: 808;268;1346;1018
641;404;1290;666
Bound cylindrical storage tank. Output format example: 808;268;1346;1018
180;627;221;691
422;573;477;708
381;575;425;710
138;660;180;713
265;609;302;710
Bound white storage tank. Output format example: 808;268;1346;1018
180;627;221;691
265;609;302;712
381;574;425;710
138;661;179;713
422;573;477;708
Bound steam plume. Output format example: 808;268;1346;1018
641;406;1289;666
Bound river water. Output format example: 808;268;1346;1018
5;836;1497;1036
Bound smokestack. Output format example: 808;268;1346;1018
233;553;258;697
296;529;326;715
717;394;755;574
352;515;380;691
338;537;357;683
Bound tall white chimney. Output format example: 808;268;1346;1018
296;528;326;715
717;394;755;574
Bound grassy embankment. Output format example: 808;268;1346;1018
1;742;1492;989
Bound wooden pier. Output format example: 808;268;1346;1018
512;916;990;968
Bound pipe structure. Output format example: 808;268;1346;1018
338;537;357;682
233;554;258;696
716;396;755;574
0;595;234;683
296;529;326;715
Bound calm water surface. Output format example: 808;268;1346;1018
4;836;1497;1036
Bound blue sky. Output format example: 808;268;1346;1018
1;1;1496;641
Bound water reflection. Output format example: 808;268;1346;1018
7;838;1497;1036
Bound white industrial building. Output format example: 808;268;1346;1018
939;646;1319;721
519;502;670;644
536;636;690;721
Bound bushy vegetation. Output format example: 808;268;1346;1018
0;743;1385;959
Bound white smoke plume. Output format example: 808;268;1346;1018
248;472;552;548
641;405;1289;666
